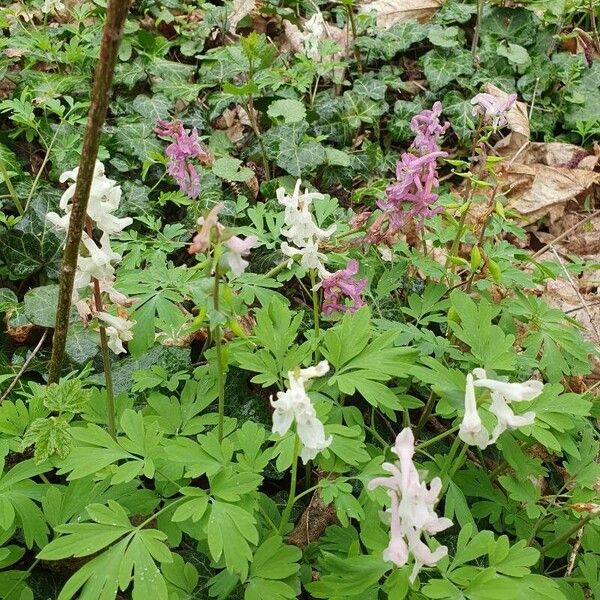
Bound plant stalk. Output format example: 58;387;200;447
213;261;226;442
309;269;321;362
47;0;130;384
279;433;301;534
0;159;23;215
540;515;594;555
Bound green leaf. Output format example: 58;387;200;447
212;157;254;182
23;285;62;327
267;99;306;124
421;49;472;91
428;25;461;48
497;42;531;69
0;195;64;280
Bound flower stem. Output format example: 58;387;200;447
87;222;116;438
415;425;460;451
415;391;436;436
439;434;462;489
47;0;130;384
472;0;484;62
0;159;23;215
279;433;301;534
213;261;226;443
264;259;289;279
445;201;472;272
309;269;321;362
540;515;594;555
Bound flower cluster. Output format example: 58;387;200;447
271;361;332;463
459;368;543;449
470;92;517;130
277;179;336;279
375;102;448;236
188;203;257;276
321;259;367;315
155;119;210;199
369;428;452;582
47;161;135;354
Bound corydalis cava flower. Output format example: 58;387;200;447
471;91;517;130
277;179;335;279
188;203;257;276
47;161;135;352
368;428;452;582
376;102;448;234
458;368;543;449
322;259;367;315
155;119;210;199
271;361;332;463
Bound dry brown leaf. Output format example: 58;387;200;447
359;0;444;28
500;162;600;222
228;0;256;32
287;490;339;548
561;28;600;64
280;18;347;59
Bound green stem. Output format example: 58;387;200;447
439;435;462;487
0;159;23;215
279;434;301;534
264;259;289;279
415;391;436;435
345;3;363;74
309;269;321;362
472;0;484;62
213;262;226;443
369;408;389;448
415;425;460;451
445;201;472;271
540;515;594;555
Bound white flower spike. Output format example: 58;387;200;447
459;369;543;449
369;428;452;582
271;361;332;463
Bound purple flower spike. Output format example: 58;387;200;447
155;119;210;199
410;101;450;154
322;259;367;315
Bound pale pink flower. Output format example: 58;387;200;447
224;235;258;276
368;428;452;582
188;203;224;255
470;92;518;129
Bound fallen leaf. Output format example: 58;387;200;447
228;0;256;32
500;162;600;222
287;490;339;548
359;0;444;28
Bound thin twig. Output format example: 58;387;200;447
0;330;48;403
565;527;584;576
47;0;131;384
530;209;600;260
549;245;600;344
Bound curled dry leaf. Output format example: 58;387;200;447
359;0;445;28
228;0;256;33
498;141;600;222
286;490;339;548
279;14;347;58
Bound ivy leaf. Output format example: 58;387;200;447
23;284;63;327
497;42;531;69
110;120;163;162
443;91;475;140
267;99;306;124
0;195;64;280
277;140;326;177
428;25;461;48
421;49;472;91
131;94;170;121
212;157;254;182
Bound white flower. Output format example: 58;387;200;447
271;361;332;463
42;0;65;13
459;369;542;448
97;312;135;354
58;161;133;235
277;179;335;279
369;428;452;582
224;235;257;276
458;373;490;449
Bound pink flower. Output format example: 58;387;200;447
470;92;517;129
377;150;446;231
155;119;210;199
188;203;224;255
321;259;367;315
410;101;449;154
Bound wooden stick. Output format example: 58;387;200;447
47;0;131;384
